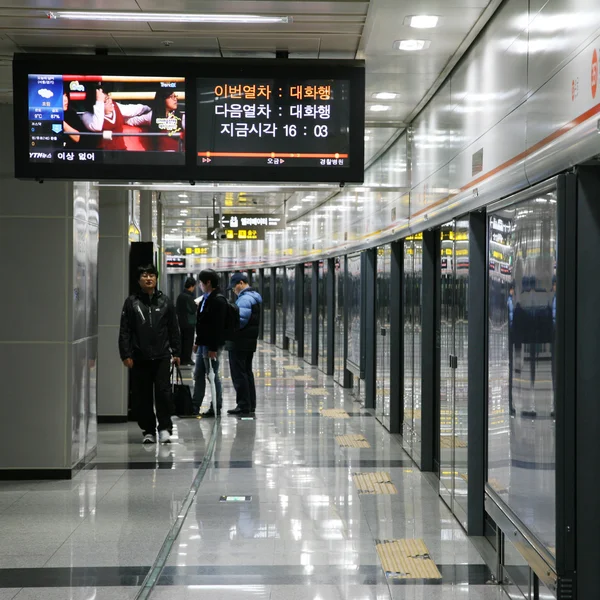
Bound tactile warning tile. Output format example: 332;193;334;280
376;539;442;579
352;472;397;494
320;408;350;418
439;436;468;449
259;348;274;354
272;356;288;362
293;375;315;382
283;365;302;371
335;434;371;448
307;387;331;396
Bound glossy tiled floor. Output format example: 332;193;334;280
0;343;506;600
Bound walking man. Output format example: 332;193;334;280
119;264;181;444
176;277;197;365
193;269;228;417
226;273;262;416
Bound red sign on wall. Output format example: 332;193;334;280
592;48;598;99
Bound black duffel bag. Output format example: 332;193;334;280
171;364;195;417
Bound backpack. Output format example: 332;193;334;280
223;298;240;341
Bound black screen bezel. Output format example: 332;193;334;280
13;54;365;184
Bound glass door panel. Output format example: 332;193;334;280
439;222;455;507
318;260;328;372
334;257;346;385
263;272;272;343
376;245;392;428
454;219;470;522
487;190;557;556
275;267;285;349
403;240;415;451
347;254;362;375
412;239;423;446
303;263;313;363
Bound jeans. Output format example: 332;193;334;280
131;358;172;435
228;350;256;412
193;348;223;413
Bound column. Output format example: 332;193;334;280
97;188;129;421
0;105;98;478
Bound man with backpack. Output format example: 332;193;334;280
192;269;228;417
225;273;262;416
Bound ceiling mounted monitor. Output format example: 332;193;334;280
13;55;364;183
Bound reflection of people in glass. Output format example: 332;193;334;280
507;284;518;416
81;87;150;151
126;87;185;152
62;91;84;149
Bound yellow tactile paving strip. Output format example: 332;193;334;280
308;388;331;396
272;356;288;362
335;434;371;448
439;436;468;449
293;375;315;382
283;365;302;371
376;539;442;579
320;408;349;418
352;472;397;494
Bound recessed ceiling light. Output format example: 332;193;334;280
370;105;390;112
393;39;431;51
178;194;188;198
47;11;291;24
405;15;439;29
179;200;189;204
372;92;399;100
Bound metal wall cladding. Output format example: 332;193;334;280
410;0;600;230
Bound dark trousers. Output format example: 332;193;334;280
180;327;195;364
228;350;256;412
131;358;173;435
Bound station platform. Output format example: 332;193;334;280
0;342;503;600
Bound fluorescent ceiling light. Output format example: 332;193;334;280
48;11;291;24
301;195;316;202
179;200;189;204
372;92;399;100
405;15;439;29
290;205;301;211
370;105;390;112
393;39;431;51
178;194;188;198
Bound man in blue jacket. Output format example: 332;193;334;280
225;273;262;416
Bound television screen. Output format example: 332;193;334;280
27;73;185;166
197;78;350;170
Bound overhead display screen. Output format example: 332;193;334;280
197;78;350;170
14;55;364;182
27;73;185;166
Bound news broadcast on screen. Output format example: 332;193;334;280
27;74;186;166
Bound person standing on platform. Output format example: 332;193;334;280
119;264;181;444
193;269;228;417
176;277;197;366
226;273;262;416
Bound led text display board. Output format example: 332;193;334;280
197;79;350;171
210;213;284;241
14;55;364;183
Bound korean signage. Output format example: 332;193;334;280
210;213;284;241
197;78;351;169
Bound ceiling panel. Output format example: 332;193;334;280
7;30;123;50
135;1;370;16
218;36;321;52
0;0;141;8
0;16;153;32
111;34;220;52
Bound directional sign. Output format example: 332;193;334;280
209;213;284;241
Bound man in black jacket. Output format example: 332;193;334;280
176;277;197;365
119;264;181;444
192;269;228;417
